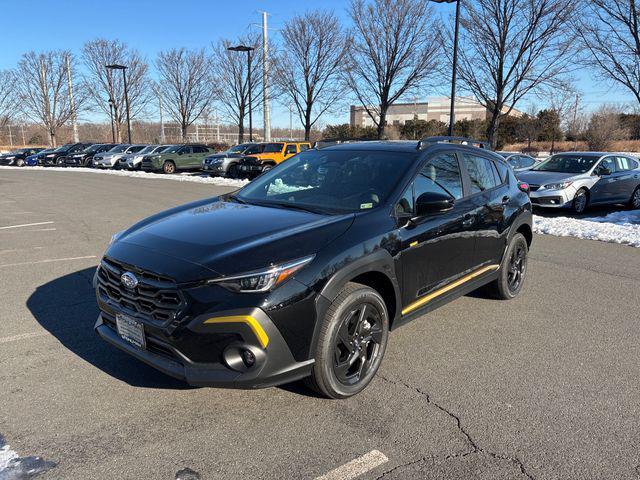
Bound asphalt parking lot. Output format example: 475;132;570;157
1;168;640;480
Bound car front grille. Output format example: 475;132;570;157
97;257;185;325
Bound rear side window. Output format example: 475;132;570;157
464;154;499;194
616;156;638;171
285;144;298;154
416;153;463;200
520;156;535;168
299;144;310;151
494;160;510;183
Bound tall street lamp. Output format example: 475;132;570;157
108;98;116;143
227;45;255;142
432;0;461;136
106;64;132;143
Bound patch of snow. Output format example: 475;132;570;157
0;435;56;479
533;210;640;247
0;165;248;188
266;178;313;195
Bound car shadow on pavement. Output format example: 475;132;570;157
27;267;193;390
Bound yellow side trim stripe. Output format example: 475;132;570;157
401;264;500;316
203;315;269;348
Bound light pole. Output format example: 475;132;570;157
432;0;461;136
227;45;255;142
106;64;132;143
108;99;116;143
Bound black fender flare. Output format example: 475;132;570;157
309;249;401;357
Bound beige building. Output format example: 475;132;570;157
349;97;522;128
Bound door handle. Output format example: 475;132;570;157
462;214;475;227
501;195;510;205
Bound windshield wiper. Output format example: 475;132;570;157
253;200;325;214
226;194;247;204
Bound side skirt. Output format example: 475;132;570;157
391;266;500;331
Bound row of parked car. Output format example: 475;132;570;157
0;140;314;178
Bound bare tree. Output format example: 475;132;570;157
82;39;152;142
0;70;17;130
577;0;640;107
344;0;441;139
156;48;215;141
274;10;347;140
16;51;84;147
452;0;576;147
213;35;263;143
585;105;628;150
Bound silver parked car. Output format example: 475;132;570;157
117;145;168;170
517;152;640;213
496;152;540;172
93;144;146;168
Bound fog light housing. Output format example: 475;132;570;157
222;344;266;372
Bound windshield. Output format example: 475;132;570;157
138;146;158;154
83;144;104;153
108;145;129;153
236;149;416;213
244;144;265;155
53;144;73;152
263;143;284;153
532;155;598;174
228;143;252;154
162;145;182;153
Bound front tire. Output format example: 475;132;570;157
16;159;25;167
488;232;528;300
162;161;176;174
227;163;239;179
629;186;640;210
306;282;389;399
572;188;589;214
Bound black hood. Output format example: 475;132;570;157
108;198;354;282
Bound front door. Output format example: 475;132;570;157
397;151;476;312
591;156;618;204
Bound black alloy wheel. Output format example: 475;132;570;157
307;282;389;399
487;232;528;300
506;241;526;294
333;303;384;386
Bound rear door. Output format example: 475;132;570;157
398;151;476;310
191;146;208;168
283;143;298;162
461;152;509;267
614;156;640;201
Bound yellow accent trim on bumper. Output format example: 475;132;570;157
409;241;419;247
203;315;269;348
401;264;500;316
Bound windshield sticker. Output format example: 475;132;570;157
360;203;373;209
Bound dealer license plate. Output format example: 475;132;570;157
116;314;146;349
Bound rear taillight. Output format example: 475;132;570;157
518;182;530;194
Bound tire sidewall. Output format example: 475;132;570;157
499;233;528;299
163;161;175;174
573;188;588;214
630;186;640;209
315;287;389;398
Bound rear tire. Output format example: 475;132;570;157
306;282;389;399
162;161;176;174
227;164;239;179
629;186;640;210
572;188;589;214
262;164;273;173
487;233;528;300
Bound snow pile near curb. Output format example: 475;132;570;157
533;210;640;247
0;165;248;188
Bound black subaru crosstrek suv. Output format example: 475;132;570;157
40;143;93;166
95;136;533;399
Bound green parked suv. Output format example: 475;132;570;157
141;144;212;174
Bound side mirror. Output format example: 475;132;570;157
598;167;611;176
414;191;455;218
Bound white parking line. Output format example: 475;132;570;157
315;450;389;480
0;221;54;230
0;255;97;268
0;331;48;344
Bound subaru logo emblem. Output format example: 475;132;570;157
121;272;139;290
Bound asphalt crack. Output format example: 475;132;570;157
376;374;535;480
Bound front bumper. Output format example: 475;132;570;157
529;186;576;208
95;307;314;388
202;162;226;175
94;159;117;168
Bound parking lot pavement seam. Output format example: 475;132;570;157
531;255;640;282
376;374;536;480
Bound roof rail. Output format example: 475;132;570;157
313;138;377;149
417;136;491;150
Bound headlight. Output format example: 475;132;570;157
46;154;55;157
208;255;315;293
544;181;573;190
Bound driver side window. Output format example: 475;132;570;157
599;157;616;173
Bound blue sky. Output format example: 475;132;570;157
0;0;636;127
